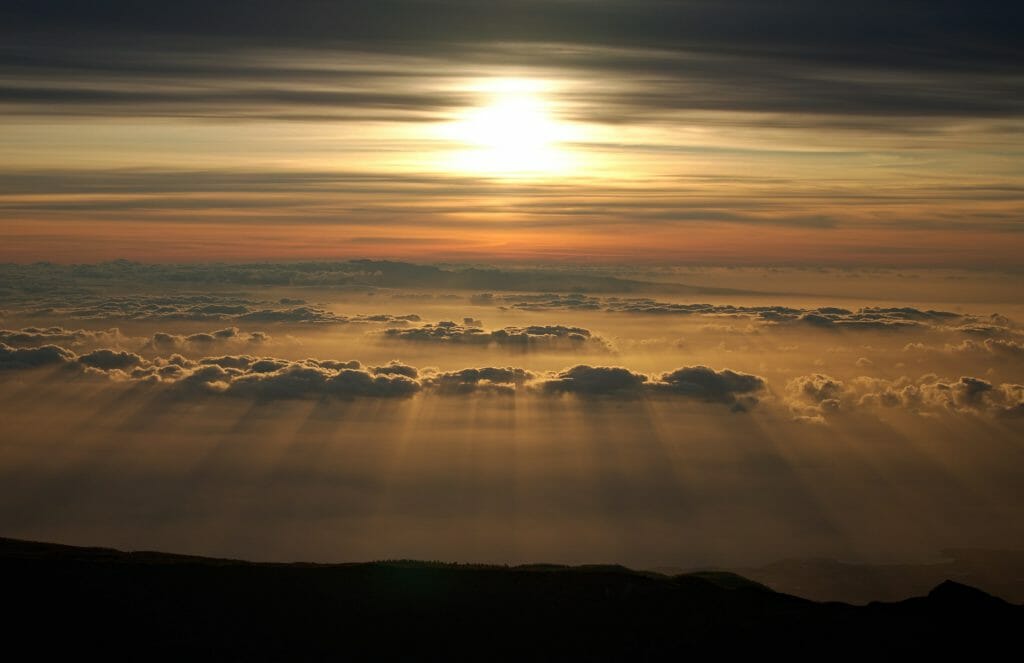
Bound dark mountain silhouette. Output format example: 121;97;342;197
2;537;1020;660
706;549;1024;604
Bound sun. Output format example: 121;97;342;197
438;79;577;177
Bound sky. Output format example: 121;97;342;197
1;2;1023;580
2;1;1023;265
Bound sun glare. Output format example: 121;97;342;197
439;79;578;177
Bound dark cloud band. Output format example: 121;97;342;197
0;341;765;408
3;2;1021;124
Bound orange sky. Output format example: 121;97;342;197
2;4;1022;267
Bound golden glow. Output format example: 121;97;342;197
438;79;579;177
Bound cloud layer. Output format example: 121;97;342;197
487;293;1018;334
0;341;765;408
382;321;611;352
7;338;1019;421
0;287;420;326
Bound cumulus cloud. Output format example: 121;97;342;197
76;349;143;371
197;355;263;370
0;325;281;358
424;367;536;395
371;361;419;378
0;326;122;348
539;364;765;408
382;322;611;352
144;327;270;354
787;372;1024;420
789;374;844;403
785;374;846;421
0;343;76;370
540;365;649;396
654;366;766;409
860;375;1024;417
0;342;765;409
224;364;421;399
3;338;1019;417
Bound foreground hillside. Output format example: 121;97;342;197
2;537;1020;659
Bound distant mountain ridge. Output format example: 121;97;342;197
2;537;1020;659
0;259;762;294
655;548;1024;605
